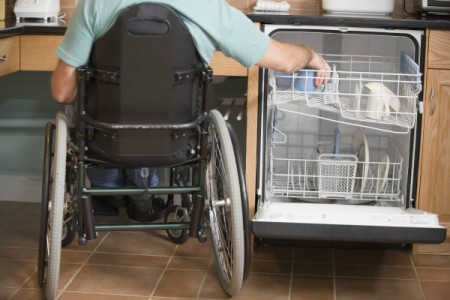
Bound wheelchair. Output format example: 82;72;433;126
37;3;250;299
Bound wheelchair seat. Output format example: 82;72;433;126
78;3;209;167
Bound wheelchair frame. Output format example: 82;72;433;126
37;65;250;299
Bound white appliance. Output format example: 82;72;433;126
14;0;60;20
322;0;395;15
252;24;447;245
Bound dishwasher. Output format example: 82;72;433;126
252;24;447;244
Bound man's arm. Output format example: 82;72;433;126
256;39;331;89
51;59;78;104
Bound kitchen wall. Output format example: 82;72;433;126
4;0;416;19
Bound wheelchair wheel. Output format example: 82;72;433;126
38;111;68;299
165;205;190;244
206;110;245;296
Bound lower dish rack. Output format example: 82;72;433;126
268;53;421;133
268;128;404;205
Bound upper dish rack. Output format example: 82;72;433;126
268;53;422;133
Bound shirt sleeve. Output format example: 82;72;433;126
55;0;96;67
215;2;270;67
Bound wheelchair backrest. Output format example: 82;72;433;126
80;3;209;167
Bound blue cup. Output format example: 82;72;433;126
294;69;325;96
275;71;294;89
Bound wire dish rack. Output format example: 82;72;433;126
268;126;404;204
268;53;421;133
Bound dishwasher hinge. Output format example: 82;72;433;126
418;100;424;114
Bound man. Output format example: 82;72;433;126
51;0;331;221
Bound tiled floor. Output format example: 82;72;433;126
1;200;450;300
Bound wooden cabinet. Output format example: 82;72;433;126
0;36;20;76
415;30;450;255
20;35;63;71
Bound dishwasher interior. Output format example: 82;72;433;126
253;25;446;244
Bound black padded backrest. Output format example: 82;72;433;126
82;3;207;167
87;3;203;124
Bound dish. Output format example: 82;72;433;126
377;154;390;193
333;128;341;155
352;128;370;192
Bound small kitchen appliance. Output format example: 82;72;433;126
322;0;395;15
416;0;450;14
14;0;60;21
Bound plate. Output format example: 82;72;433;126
352;128;370;192
377;154;390;193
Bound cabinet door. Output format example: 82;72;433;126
0;36;20;76
20;35;63;71
418;69;450;222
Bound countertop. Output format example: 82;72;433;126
1;10;450;38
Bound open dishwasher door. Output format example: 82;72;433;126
252;25;446;244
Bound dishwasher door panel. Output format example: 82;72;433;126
252;25;447;244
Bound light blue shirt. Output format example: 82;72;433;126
56;0;271;68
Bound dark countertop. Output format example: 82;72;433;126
247;11;450;30
1;11;450;38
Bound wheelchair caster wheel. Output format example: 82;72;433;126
165;205;190;244
78;236;87;246
197;232;207;243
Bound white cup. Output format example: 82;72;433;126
364;82;398;120
365;92;390;120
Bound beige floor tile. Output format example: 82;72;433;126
197;271;230;299
334;248;413;267
251;259;292;274
420;281;450;300
291;276;334;300
9;288;43;300
416;267;450;281
88;252;169;269
293;262;333;276
252;243;294;262
0;260;36;288
336;264;417;279
23;262;83;290
153;269;205;298
294;247;333;263
168;256;211;271
0;287;16;299
59;291;148;300
0;201;29;216
98;231;176;256
61;250;92;264
227;272;291;300
173;238;213;259
335;277;424;300
0;247;37;261
0;216;40;248
66;264;161;296
412;254;450;268
17;203;41;217
63;231;108;252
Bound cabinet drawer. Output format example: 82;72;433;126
0;36;20;76
20;35;63;71
427;30;450;70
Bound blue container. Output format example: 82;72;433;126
275;71;294;89
294;69;318;95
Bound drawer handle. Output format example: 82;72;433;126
430;87;436;116
0;55;8;62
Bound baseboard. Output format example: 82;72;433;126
0;174;42;203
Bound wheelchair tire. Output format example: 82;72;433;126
43;111;67;300
226;122;251;282
206;110;245;296
38;123;54;288
61;212;76;247
165;205;190;244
